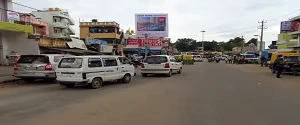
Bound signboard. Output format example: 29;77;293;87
280;21;292;33
135;14;168;37
100;45;113;53
90;39;108;45
126;39;162;47
7;12;20;22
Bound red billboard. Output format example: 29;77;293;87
126;39;162;47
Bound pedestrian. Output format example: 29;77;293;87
237;56;241;64
274;55;284;78
225;57;228;64
260;56;266;67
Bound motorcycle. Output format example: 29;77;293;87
208;58;212;63
216;58;220;63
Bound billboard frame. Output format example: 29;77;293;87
135;13;169;38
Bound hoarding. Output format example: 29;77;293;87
280;21;292;33
126;38;162;47
135;14;168;38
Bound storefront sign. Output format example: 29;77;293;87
7;12;20;22
39;39;67;48
126;38;162;47
100;45;113;53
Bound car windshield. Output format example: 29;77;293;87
58;58;83;68
284;56;300;62
144;56;168;64
17;55;49;64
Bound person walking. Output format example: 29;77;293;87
260;56;266;67
228;55;233;64
274;55;284;78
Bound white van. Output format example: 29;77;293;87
55;55;136;89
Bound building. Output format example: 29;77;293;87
232;47;247;54
32;8;75;39
19;13;49;38
80;20;123;55
277;15;300;50
80;20;121;43
287;15;300;50
0;0;40;65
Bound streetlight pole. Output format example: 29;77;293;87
201;30;205;57
254;35;260;53
143;33;149;59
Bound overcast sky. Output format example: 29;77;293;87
13;0;300;46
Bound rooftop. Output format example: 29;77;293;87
79;21;120;28
289;14;300;21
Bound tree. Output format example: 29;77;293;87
246;38;258;46
175;38;197;52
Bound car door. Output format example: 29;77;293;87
87;58;106;81
102;58;120;81
170;57;179;71
118;57;135;77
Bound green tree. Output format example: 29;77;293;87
175;38;197;52
246;38;258;46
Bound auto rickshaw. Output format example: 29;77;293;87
269;53;300;76
182;55;194;65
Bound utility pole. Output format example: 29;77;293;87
201;30;205;57
241;35;244;54
258;20;268;52
143;33;149;59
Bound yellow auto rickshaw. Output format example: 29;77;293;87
269;53;300;76
182;55;194;65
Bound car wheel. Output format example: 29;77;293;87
64;84;75;88
122;73;131;83
89;78;103;89
178;67;182;74
141;73;148;77
167;70;172;77
293;71;298;76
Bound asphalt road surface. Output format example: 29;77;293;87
1;62;300;125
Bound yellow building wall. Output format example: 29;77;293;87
0;21;33;33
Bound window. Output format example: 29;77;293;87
144;56;168;64
118;57;131;64
53;17;61;22
54;56;63;62
88;58;103;68
54;28;62;33
170;58;176;62
17;55;49;64
102;58;118;67
58;58;83;68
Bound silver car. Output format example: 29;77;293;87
13;54;70;82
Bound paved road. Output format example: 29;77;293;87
1;62;300;125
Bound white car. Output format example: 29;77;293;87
56;55;136;89
193;55;203;62
141;55;182;77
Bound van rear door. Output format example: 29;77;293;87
56;57;84;81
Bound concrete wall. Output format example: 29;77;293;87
0;31;40;65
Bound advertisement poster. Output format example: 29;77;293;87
135;14;168;38
7;11;20;22
280;21;292;33
126;39;162;47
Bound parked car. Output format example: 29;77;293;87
141;55;182;77
13;54;70;82
56;55;136;89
